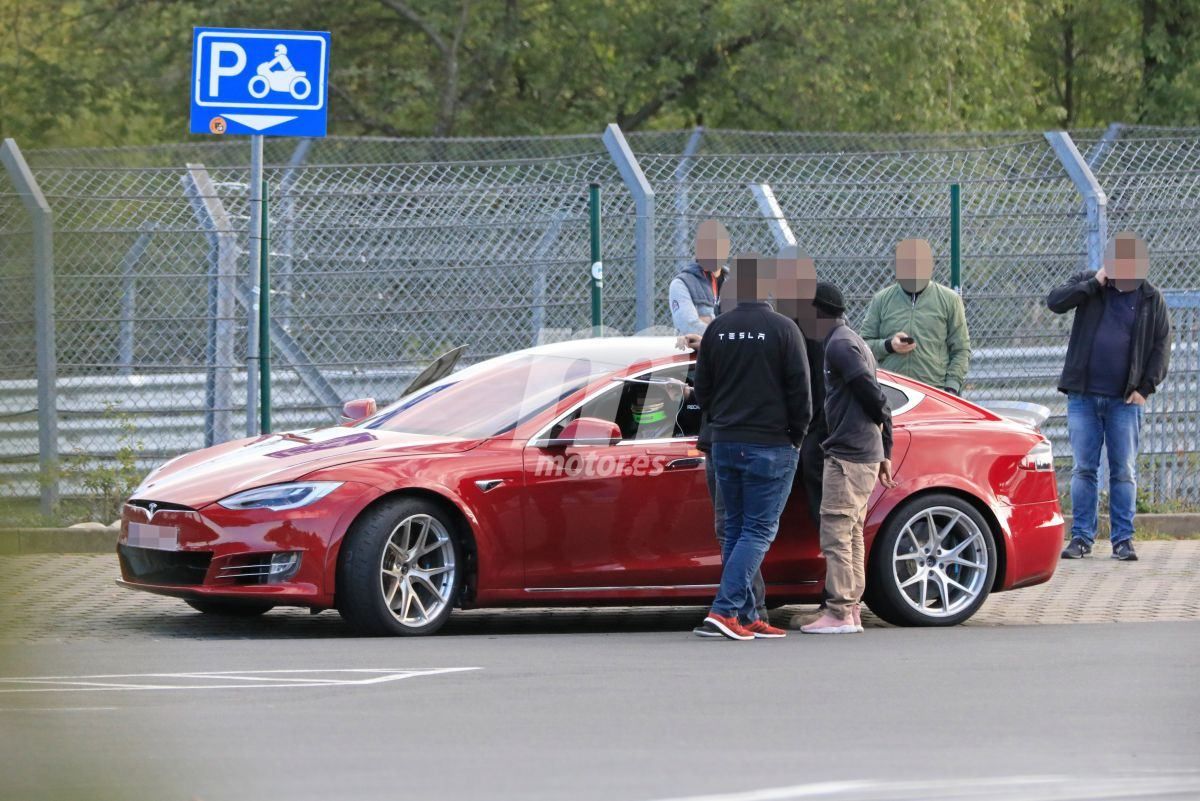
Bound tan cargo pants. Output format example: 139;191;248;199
819;455;880;620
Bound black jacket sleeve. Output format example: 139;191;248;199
847;373;893;460
1047;271;1102;314
782;321;813;446
1138;291;1173;397
847;374;888;425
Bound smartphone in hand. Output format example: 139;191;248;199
899;336;916;345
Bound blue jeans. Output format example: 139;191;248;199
1067;392;1144;545
710;442;799;622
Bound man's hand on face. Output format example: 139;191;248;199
1095;267;1108;286
1126;390;1146;406
878;459;897;488
675;334;702;352
890;332;917;354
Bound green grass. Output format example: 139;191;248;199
0;497;101;528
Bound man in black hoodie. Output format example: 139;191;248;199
798;282;896;635
691;254;812;641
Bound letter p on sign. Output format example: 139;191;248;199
208;42;247;96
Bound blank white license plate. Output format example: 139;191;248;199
127;522;180;551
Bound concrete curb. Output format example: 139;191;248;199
2;513;1198;555
1063;514;1200;539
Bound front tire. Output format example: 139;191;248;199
185;599;274;617
865;493;997;626
336;497;463;636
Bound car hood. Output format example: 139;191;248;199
132;427;482;508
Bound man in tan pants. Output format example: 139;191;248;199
797;283;896;634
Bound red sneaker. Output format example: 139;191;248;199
745;619;787;639
703;612;755;641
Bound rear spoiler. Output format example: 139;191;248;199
974;400;1051;430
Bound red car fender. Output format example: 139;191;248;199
306;449;524;604
864;469;1013;589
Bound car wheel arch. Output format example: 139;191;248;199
867;485;1007;594
328;487;480;608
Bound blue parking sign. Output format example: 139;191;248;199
190;27;330;137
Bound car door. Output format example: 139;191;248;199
521;364;716;589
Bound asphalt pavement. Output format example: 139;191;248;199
1;545;1199;801
2;624;1199;800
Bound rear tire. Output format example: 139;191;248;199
185;599;274;617
337;496;463;636
865;493;997;627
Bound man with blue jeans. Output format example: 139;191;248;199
1048;232;1171;561
692;254;812;640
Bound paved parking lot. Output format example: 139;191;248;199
1;542;1198;801
1;540;1198;641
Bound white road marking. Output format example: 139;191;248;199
0;706;119;712
0;667;480;694
641;773;1200;801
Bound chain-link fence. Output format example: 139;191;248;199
1;124;1197;513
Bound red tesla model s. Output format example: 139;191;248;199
119;337;1063;635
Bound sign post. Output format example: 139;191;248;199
190;26;329;436
246;134;263;435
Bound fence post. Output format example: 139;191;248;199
278;138;312;329
748;182;797;249
530;211;567;345
603;123;656;331
0;138;58;516
118;222;156;376
1086;122;1125;170
949;184;961;292
589;182;603;334
245;135;264;436
1045;131;1109;270
673;127;704;273
183;163;236;447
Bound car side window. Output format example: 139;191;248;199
550;364;698;442
881;383;909;415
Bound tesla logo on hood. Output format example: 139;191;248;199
265;431;377;459
147;502;159;521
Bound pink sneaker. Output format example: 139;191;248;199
799;611;858;634
851;604;865;633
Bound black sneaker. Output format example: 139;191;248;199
1061;538;1092;559
692;620;725;638
1111;540;1139;561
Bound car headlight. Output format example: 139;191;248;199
217;481;343;511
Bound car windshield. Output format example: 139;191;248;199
362;353;618;439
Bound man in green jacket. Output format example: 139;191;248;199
860;238;971;395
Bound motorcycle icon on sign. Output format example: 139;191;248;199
247;43;312;100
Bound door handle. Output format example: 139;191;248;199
664;457;705;471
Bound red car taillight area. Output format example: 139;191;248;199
991;438;1060;506
1019;440;1054;472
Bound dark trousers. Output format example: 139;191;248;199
799;417;827;526
705;453;769;621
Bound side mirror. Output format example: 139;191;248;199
533;417;622;448
341;397;377;424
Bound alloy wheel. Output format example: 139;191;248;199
891;505;989;618
378;514;457;627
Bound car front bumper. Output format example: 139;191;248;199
117;481;382;608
